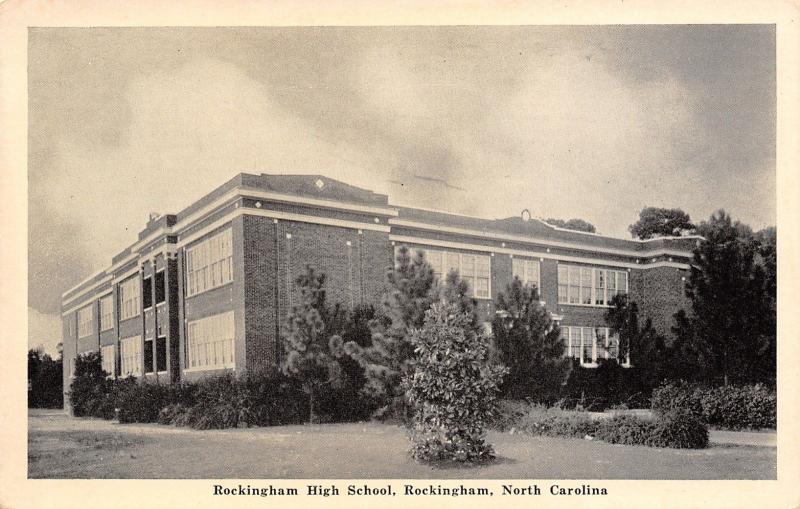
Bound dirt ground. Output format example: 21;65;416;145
28;409;776;479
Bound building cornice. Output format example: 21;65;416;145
389;219;694;259
390;235;691;271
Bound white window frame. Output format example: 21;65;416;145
119;277;141;321
186;311;235;371
557;264;629;307
399;246;492;299
561;326;629;367
100;344;115;378
77;305;93;338
186;228;233;298
99;295;114;331
512;257;541;290
120;335;142;377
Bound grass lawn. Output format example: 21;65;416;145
28;409;775;479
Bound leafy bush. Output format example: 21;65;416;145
492;401;709;449
650;381;703;416
69;352;114;417
648;408;709;449
594;415;656;445
651;381;776;430
406;303;507;463
116;380;173;423
514;406;596;438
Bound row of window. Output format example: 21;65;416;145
186;311;235;370
403;247;492;299
85;312;235;378
186;228;233;297
557;265;628;307
559;326;630;366
402;246;628;307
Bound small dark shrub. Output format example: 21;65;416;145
69;352;115;418
595;415;656;445
185;373;250;429
651;381;776;430
651;381;703;417
116;380;172;423
492;400;529;431
515;407;596;438
648;408;709;449
157;403;190;425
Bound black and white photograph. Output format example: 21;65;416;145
2;1;799;507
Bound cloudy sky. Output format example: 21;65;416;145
28;26;775;355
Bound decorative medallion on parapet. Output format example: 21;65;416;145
315;178;325;190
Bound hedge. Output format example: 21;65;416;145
651;381;776;430
493;401;709;449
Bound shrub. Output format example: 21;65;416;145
595;415;656;445
651;381;776;430
116;380;173;423
68;352;113;417
698;384;776;430
651;380;703;417
648;408;709;449
406;303;507;463
514;406;596;438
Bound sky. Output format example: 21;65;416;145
28;26;776;355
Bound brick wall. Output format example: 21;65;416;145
631;265;691;340
242;216;391;373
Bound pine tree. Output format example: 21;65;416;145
492;277;571;402
281;266;344;423
344;246;438;418
673;210;773;385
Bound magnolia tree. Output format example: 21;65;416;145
405;303;507;463
282;266;344;423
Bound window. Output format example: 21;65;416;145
119;277;141;321
399;246;491;299
144;338;154;373
120;335;142;377
143;276;153;309
155;270;166;305
100;345;115;377
156;337;167;372
186;228;233;297
77;305;93;338
512;258;540;290
557;264;628;306
99;295;114;331
187;311;235;370
560;326;626;366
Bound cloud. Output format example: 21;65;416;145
28;307;62;357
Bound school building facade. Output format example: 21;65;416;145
61;173;698;409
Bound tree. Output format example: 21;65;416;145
492;278;571;402
604;294;668;392
672;210;773;385
628;207;695;239
344;246;439;418
28;348;63;408
544;218;596;233
405;303;507;463
281;266;345;423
